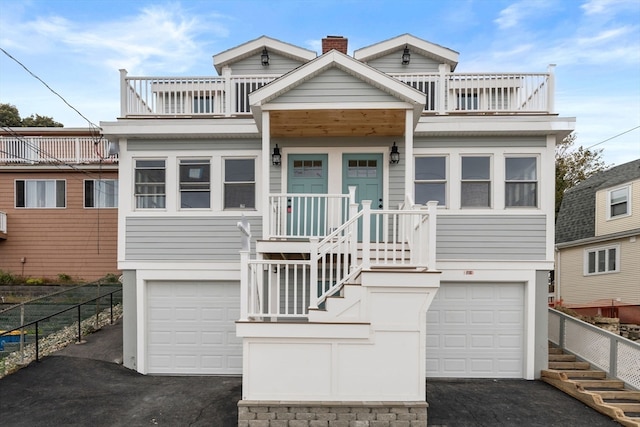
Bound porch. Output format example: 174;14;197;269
119;68;555;118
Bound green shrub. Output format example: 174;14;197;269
25;278;44;285
0;270;17;285
57;273;73;283
102;273;121;284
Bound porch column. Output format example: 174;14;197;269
405;109;414;198
262;111;271;240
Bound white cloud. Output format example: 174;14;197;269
494;0;553;30
581;0;639;16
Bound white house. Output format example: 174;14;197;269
101;34;575;422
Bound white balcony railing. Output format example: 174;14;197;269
240;196;437;320
0;136;117;164
0;211;6;234
120;68;555;117
549;308;640;390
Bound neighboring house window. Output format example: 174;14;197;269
505;157;537;207
224;158;255;209
608;186;630;218
585;245;619;275
15;179;65;208
135;160;166;209
179;159;210;209
415;156;447;206
85;179;118;208
461;156;491;207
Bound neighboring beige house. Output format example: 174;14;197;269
0;128;119;281
555;159;640;323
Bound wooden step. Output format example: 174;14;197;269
548;361;590;370
549;354;576;362
574;379;626;389
548;347;563;354
603;402;640;412
562;370;607;379
596;391;640;400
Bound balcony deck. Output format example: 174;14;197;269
0;136;117;165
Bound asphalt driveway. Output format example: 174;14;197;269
0;318;619;427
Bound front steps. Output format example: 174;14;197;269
542;345;640;427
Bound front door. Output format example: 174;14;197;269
287;154;328;236
342;153;384;241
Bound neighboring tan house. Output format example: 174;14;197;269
0;128;119;281
555;159;640;324
102;34;574;414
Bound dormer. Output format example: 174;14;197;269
353;33;459;73
213;35;317;76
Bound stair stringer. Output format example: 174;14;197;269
308;284;365;323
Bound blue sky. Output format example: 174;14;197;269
1;0;638;166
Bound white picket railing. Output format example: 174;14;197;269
240;197;438;320
549;308;640;390
0;136;116;164
120;69;554;117
0;211;6;234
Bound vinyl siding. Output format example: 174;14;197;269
229;51;305;75
271;68;399;104
414;136;547;149
366;52;440;74
557;236;640;304
437;215;546;260
0;170;118;280
127;139;260;151
125;216;262;261
595;178;640;237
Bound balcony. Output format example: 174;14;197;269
0;136;117;165
119;68;555;118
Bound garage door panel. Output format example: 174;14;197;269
427;282;524;378
147;281;242;375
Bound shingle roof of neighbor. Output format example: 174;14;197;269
555;159;640;244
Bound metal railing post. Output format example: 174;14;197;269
35;321;39;362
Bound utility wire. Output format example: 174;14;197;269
586;125;640;149
0;47;101;132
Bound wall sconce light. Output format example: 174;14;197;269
272;144;281;166
390;142;400;164
261;48;270;66
402;45;411;65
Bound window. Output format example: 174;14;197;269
15;180;65;208
85;179;118;208
608;186;630;218
224;158;255;209
347;160;377;178
135;160;166;209
415;156;446;206
180;159;210;209
505;157;537;207
461;156;491;207
585;245;619;275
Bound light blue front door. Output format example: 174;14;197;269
287;154;328;236
342;153;384;241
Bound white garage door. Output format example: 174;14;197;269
426;282;524;378
147;281;242;375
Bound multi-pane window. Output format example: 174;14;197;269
85;179;118;208
415;156;446;206
180;159;210;209
608;186;630;218
135;160;166;209
585;246;619;275
224;158;255;209
347;160;378;178
15;180;66;208
505;157;537;207
461;156;491;207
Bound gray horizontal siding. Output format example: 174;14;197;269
415;136;546;149
272;67;399;104
230;51;305;75
367;52;440;74
437;215;547;260
127;139;260;151
126;216;262;261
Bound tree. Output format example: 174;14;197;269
0;103;63;127
0;103;22;127
555;133;608;216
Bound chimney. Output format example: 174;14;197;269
322;35;348;54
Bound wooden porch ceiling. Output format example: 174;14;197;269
269;109;406;138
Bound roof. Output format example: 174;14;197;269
555;158;640;244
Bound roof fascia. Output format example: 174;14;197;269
556;228;640;249
353;34;459;70
213;35;317;74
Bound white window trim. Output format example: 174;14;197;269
177;157;212;211
84;179;118;209
414;155;449;208
606;185;631;220
504;155;539;209
460;155;493;209
134;158;167;211
223;156;257;211
584;244;620;276
15;179;66;209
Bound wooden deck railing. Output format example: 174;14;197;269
120;67;555;117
